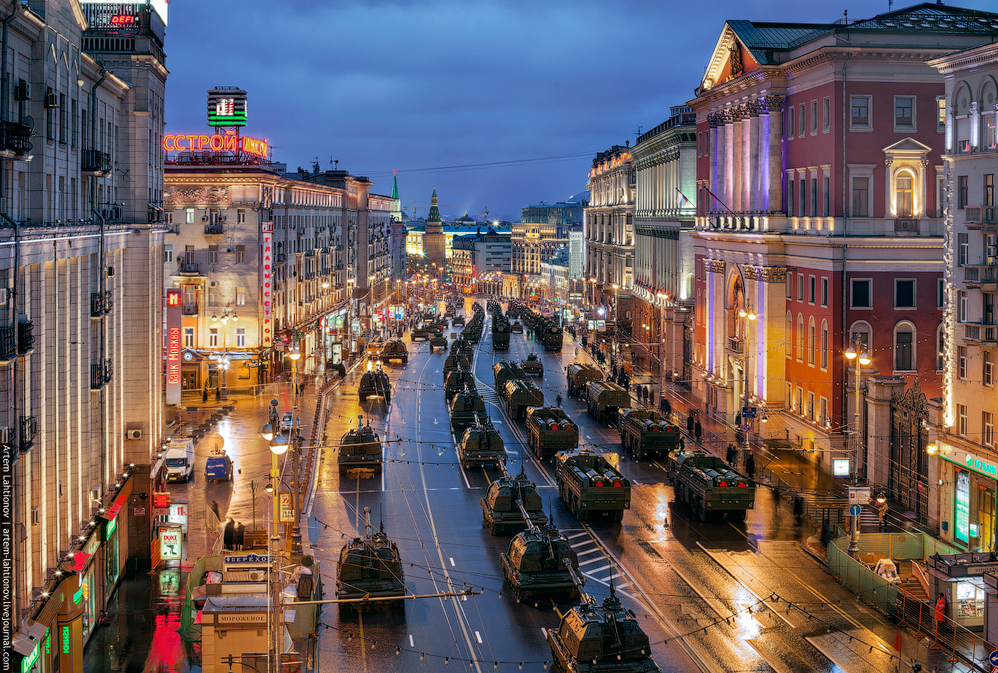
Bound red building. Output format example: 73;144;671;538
689;4;998;475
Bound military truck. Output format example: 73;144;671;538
526;407;579;459
481;467;547;535
410;325;430;341
449;388;487;436
358;367;391;403
338;416;383;476
567;363;603;398
380;339;408;365
430;334;448;351
667;451;754;522
511;321;523;334
458;421;506;468
444;367;476;403
521;352;544;377
547;568;659;673
493;361;527;400
492;318;510;350
555;449;630;522
586;381;630;424
505;379;545;420
336;507;406;611
541;323;564;352
618;409;681;460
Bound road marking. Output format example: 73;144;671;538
578;557;605;566
571;542;599;553
566;532;589;539
585;564;612;575
541;628;547;639
449;557;455;567
475;631;482;644
409;635;414;647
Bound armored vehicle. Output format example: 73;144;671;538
451;337;475;363
430;334;448;351
540;322;564;352
618;409;681;461
501;503;579;600
444;367;476;403
505;379;545;420
445;304;456;317
458;421;506;468
493;360;527;399
410;325;430;341
358;366;392;403
526;407;579;459
481;466;546;535
338;416;383;476
442;353;470;382
380;339;409;365
511;321;523;334
567;363;604;398
365;340;383;361
452;314;466;327
556;449;630;522
586;381;630;424
521;352;544;377
492;317;510;350
449;387;487;436
667;451;754;522
547;567;660;673
336;507;406;611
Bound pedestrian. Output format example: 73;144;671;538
215;386;221;402
223;518;235;549
725;443;735;465
934;592;947;637
878;499;889;528
235;522;245;550
642;386;649;404
556;393;562;408
793;495;804;520
210;500;220;521
745;452;756;482
202;386;208;403
694;418;703;443
686;411;694;436
663;397;672;416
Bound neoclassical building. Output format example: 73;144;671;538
585;145;635;314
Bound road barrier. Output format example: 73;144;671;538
896;589;996;672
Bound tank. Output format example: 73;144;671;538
430;334;448;351
511;321;523;334
410;325;430;341
335;507;406;611
338;415;383;475
452;315;466;327
458;421;506;468
443;354;470;383
358;365;392;403
501;504;579;600
481;465;546;535
381;339;408;365
450;337;475;363
546;565;660;673
444;367;476;403
521;352;544;377
449;387;486;435
493;360;527;399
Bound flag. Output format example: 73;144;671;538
676;188;693;208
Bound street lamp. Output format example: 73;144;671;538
738;304;757;464
844;342;871;558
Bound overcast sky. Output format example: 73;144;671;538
163;0;995;222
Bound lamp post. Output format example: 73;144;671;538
287;345;303;552
738;304;757;462
211;309;239;394
844;342;871;558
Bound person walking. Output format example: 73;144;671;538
694;417;703;443
745;452;756;482
234;522;245;550
223;518;236;549
210;500;220;521
878;499;889;528
725;443;736;465
686;411;695;436
662;397;672;416
934;592;947;639
202;385;208;404
555;393;562;408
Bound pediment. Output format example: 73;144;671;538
882;137;932;157
700;24;760;92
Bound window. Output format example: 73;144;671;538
788;106;795;138
183;327;194;348
959;346;968;379
208;245;219;265
986;292;995;325
895;96;914;129
987;117;998;149
959;290;968;323
958;176;969;209
788;174;795;215
823;97;830;131
823;176;830;216
851;279;872;308
237;209;246;224
985;412;994;447
807;392;815;421
821;277;829;307
796;386;804;414
810;177;818;217
186;208;195;224
852;177;870;217
936;325;945;371
986;352;994;387
209;328;218;348
798;273;804;302
937;96;946;132
851;323;870;351
786;272;793;299
958;233;969;266
894;324;914;371
896;174;914;218
208;289;218;307
236;287;246;306
236;328;246;348
799;103;805;137
959;404;968;436
786;312;793;357
164;246;173;264
808;317;816;366
811;100;818;134
938;278;945;308
797;314;804;361
800;179;806;217
895;279;915;308
821;320;829;369
236;244;246;264
851;95;871;128
986;174;995;208
809;275;816;304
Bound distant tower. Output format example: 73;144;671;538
423;189;447;278
391;171;403;223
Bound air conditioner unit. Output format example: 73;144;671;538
43;90;57;109
209;281;219;288
126;429;142;440
14;81;29;101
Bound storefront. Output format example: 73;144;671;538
938;443;998;551
927;553;998;630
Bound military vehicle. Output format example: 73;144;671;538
547;565;660;673
380;339;409;365
511;321;523;334
618;409;681;460
493;360;527;399
505;379;545;420
444;367;476;403
449;387;487;436
338;415;383;476
365;340;383;361
430;333;448;351
501;503;580;600
457;420;506;468
521;352;544;377
410;325;430;341
556;449;630;522
336;507;406;611
492;317;510;350
445;304;456;317
667;451;754;522
586;381;630;424
452;314;466;327
540;322;564;352
450;337;474;364
526;407;579;459
358;366;392;403
567;363;603;398
481;465;546;535
442;353;470;383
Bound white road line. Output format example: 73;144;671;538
571;542;599;553
449;557;455;567
409;635;414;647
566;532;590;539
475;631;483;644
585;564;612;575
540;628;547;639
578;557;605;567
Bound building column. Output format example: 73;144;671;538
764;95;785;215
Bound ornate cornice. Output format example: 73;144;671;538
705;259;726;275
742;265;788;283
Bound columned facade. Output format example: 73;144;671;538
584;145;634;312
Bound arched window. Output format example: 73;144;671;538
850;320;872;352
896;170;914;218
894;322;916;371
821;320;829;369
936;323;945;372
797;314;804;361
785;312;793;358
808;316;816;366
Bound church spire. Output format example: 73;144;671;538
427;188;441;223
390;170;402;222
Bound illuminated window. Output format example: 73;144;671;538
895;174;914;217
183;327;193;348
236;328;246;348
209;328;218;348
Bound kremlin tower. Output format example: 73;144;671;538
423;189;447;278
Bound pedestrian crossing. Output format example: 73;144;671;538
561;528;636;598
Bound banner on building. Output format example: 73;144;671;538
261;221;274;347
279;492;294;523
166;289;182;405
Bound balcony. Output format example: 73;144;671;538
90;290;113;318
964;322;998;348
275;253;287;265
204;222;225;236
91;359;113;390
182;301;199;316
894;218;920;234
17;321;34;355
964;207;997;232
964;264;998;289
178;262;201;276
81;149;113;176
0;120;32;159
0;325;14;362
727;335;744;354
19;415;36;451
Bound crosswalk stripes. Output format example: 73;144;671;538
560;528;636;597
858;506;883;531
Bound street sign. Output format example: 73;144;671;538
741;406;757;419
847;486;871;504
279;492;294;523
741;424;751;432
850;504;862;516
989;649;998;666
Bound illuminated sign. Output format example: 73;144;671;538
279;492;294;523
61;626;69;654
80;1;168;27
110;14;136;25
73;587;83;605
152;491;170;509
207;87;247;127
66;553;92;574
160;527;182;561
162;134;268;157
165;289;181;406
956;470;970;545
260;222;273;346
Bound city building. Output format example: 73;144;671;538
423;189;447;278
928;41;998;549
540;248;570;302
450;227;513;291
688;4;998;489
511;198;583;280
389;174;408;300
5;1;169;670
631;105;698;386
585;145;635;319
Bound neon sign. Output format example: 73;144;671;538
165;289;181;405
110;14;136;25
261;222;273;346
162;134;268;157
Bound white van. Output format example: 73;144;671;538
164;438;195;482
